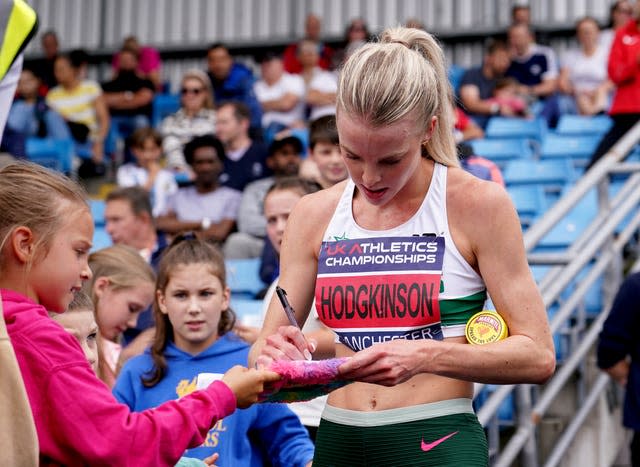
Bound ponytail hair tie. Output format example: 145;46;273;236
388;38;411;48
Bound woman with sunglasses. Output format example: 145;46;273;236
159;69;216;177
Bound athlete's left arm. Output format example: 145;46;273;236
339;179;556;386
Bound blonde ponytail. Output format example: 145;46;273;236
337;26;458;167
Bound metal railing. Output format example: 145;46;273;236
480;121;640;466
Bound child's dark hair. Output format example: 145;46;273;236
309;115;339;150
129;127;162;150
142;235;236;387
265;176;322;200
183;134;226;166
494;77;519;92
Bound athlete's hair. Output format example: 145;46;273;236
336;26;458;167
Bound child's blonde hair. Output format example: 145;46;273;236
336;26;459;167
82;245;156;304
0;162;88;271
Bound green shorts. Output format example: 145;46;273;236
313;398;488;467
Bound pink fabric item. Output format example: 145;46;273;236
2;289;236;466
260;357;352;403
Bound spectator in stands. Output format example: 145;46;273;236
299;39;338;122
488;77;531;118
405;17;425;30
254;52;306;143
28;29;59;90
506;22;560;127
112;35;163;91
105;186;170;348
459;39;512;128
458;142;505;186
46;53;110;172
559;17;614;116
215;101;269;191
105;186;168;268
116;127;178;217
510;3;550;45
223;135;303;260
206;43;262;137
283;13;334;74
597;271;640;467
453;106;485;143
102;47;156;157
511;4;531;25
332;18;370;68
7;66;71;141
601;0;634;51
81;245;156;388
588;2;640;169
159;69;215;176
156;134;241;245
451;105;502;185
299;115;347;189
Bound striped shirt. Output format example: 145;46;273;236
45;80;102;134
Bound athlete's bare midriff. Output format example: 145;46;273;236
328;336;474;411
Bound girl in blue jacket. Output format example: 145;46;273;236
114;235;314;466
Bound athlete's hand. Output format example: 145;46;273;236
338;340;429;386
255;325;317;368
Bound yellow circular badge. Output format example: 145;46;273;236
465;311;508;345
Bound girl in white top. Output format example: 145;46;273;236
250;26;555;466
559;17;614;116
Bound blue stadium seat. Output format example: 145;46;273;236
448;64;466;95
151;94;181;127
92;226;112;251
555;114;613;136
225;258;265;299
25;137;74;174
507;185;547;227
503;158;576;188
473;384;515;426
540;133;602;166
485;117;548;142
537;208;593;249
469;138;534;168
90;199;106;226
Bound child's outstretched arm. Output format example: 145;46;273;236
222;365;280;409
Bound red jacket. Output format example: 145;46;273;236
608;19;640;115
2;289;236;466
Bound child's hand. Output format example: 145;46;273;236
203;453;219;466
222;365;280;409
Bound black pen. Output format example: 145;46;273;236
275;286;299;328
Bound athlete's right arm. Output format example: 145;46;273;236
249;190;337;368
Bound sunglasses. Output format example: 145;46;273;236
181;87;204;95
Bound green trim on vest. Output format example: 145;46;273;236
440;290;487;326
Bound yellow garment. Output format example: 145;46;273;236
0;0;37;80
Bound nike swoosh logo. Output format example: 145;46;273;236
421;431;459;452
